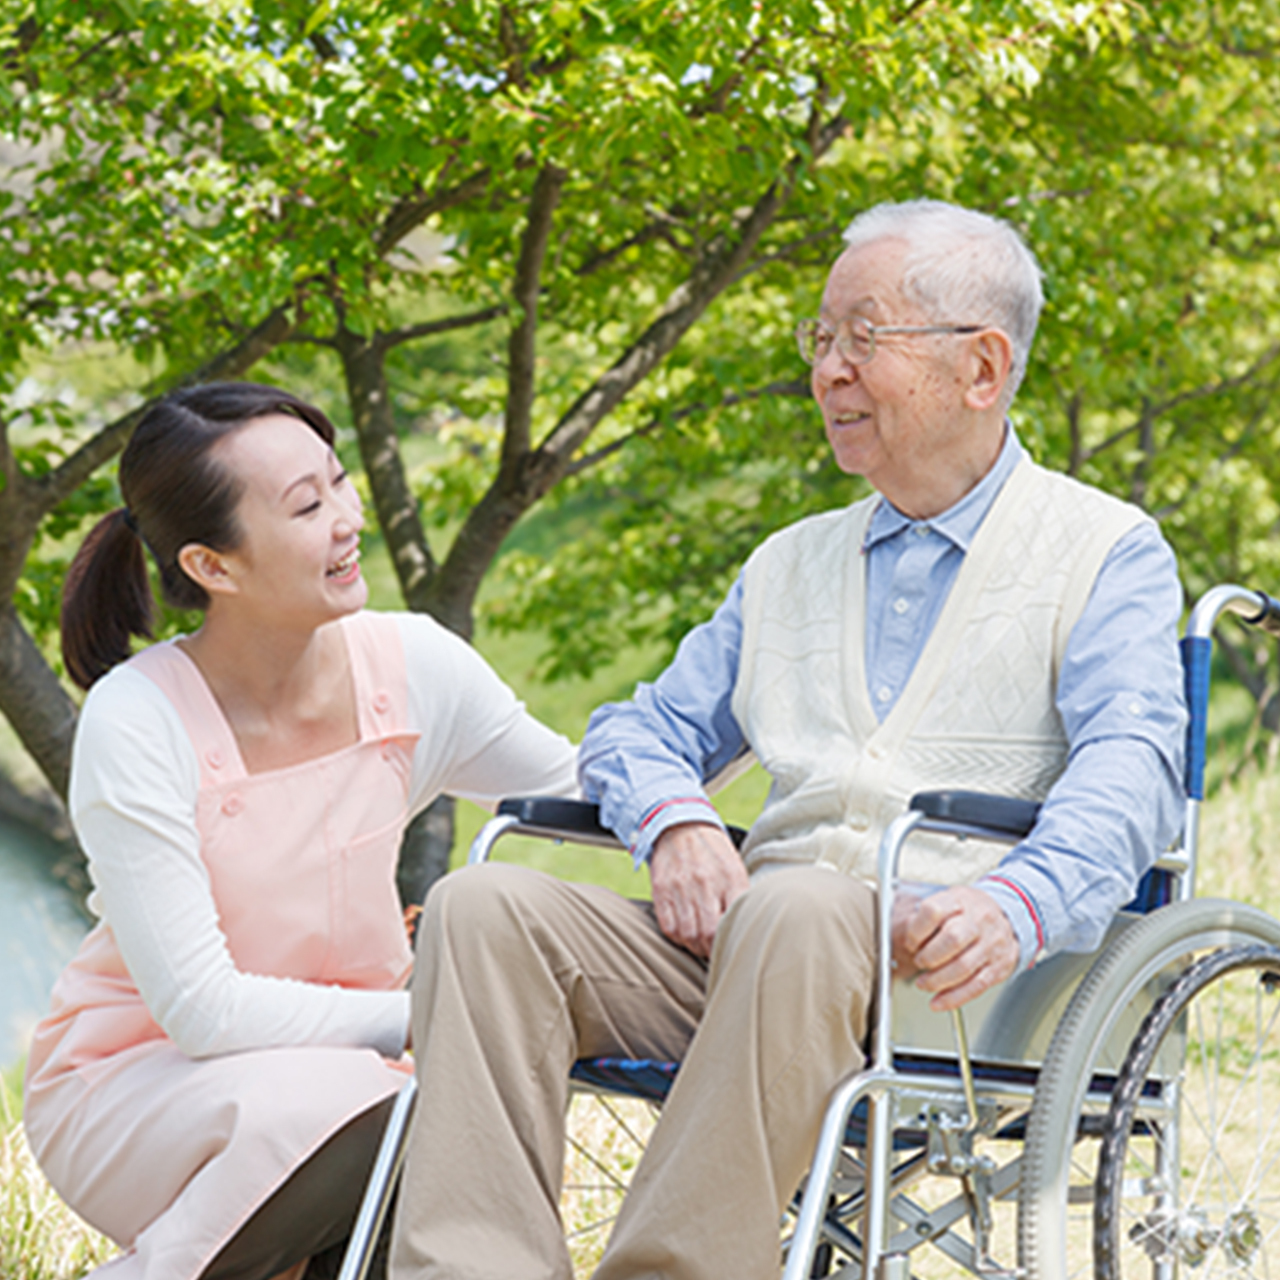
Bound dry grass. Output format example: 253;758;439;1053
0;1084;115;1280
1195;761;1280;914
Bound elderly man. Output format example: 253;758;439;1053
391;200;1185;1280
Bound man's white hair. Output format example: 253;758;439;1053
842;199;1044;405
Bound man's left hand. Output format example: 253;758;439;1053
891;886;1018;1012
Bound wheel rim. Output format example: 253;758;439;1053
1096;946;1280;1279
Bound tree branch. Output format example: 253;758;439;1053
566;378;810;477
729;224;843;287
534;112;845;469
576;215;689;277
420;107;847;630
381;303;508;350
502;163;567;466
1151;397;1274;521
374;166;491;256
1083;343;1280;466
38;303;296;510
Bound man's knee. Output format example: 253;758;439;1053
715;866;877;977
424;861;549;932
731;865;874;931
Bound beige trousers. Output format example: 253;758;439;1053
390;862;877;1280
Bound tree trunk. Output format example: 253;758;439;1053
338;329;458;902
0;606;78;801
396;795;456;937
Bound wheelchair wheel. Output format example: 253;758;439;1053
1018;899;1280;1280
1094;944;1280;1280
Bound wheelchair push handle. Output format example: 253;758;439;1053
1237;589;1280;636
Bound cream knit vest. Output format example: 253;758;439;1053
731;457;1147;885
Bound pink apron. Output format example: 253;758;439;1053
24;612;418;1279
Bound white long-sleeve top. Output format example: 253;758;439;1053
69;612;579;1061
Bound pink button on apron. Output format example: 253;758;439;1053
372;692;391;715
221;793;244;817
206;749;224;770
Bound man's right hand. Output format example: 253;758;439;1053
649;822;750;960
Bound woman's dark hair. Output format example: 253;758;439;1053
61;382;337;690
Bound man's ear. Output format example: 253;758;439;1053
177;543;239;597
962;329;1015;412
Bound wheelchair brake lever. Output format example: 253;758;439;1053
951;1008;980;1129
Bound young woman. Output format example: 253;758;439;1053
23;383;579;1280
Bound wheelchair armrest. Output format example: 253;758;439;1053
493;797;747;850
909;790;1040;839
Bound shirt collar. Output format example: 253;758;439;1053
863;425;1024;554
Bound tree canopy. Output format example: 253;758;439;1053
1;0;1279;861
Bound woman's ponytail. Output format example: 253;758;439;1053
61;507;156;690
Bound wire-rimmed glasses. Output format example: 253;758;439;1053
795;317;985;366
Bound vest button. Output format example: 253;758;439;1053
222;793;244;817
848;813;869;832
373;692;391;715
206;749;224;770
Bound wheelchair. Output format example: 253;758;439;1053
340;583;1280;1280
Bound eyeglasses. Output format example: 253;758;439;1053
795;317;985;367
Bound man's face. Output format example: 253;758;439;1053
810;239;982;518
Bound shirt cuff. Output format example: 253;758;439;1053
370;991;413;1059
978;874;1045;971
630;797;725;867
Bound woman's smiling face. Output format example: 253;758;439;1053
202;413;368;626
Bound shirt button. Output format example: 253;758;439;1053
849;813;869;832
372;692;391;715
221;793;244;817
876;686;892;704
913;523;930;538
1128;700;1143;716
867;744;885;761
205;749;224;770
893;597;909;615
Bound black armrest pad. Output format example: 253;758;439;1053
495;797;748;850
497;797;613;838
909;790;1040;839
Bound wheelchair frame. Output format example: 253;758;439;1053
339;583;1280;1280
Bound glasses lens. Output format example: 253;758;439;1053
796;320;835;365
842;319;873;364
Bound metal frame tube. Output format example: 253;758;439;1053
337;1077;419;1280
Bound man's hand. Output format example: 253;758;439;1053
649;822;750;959
891;885;1018;1012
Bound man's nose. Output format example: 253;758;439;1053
814;343;858;388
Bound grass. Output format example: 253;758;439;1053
0;1068;115;1280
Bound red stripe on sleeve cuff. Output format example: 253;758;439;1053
986;875;1045;953
637;796;720;831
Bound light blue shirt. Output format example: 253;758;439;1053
579;430;1188;969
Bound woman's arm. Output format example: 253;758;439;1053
396;613;579;813
73;668;409;1060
